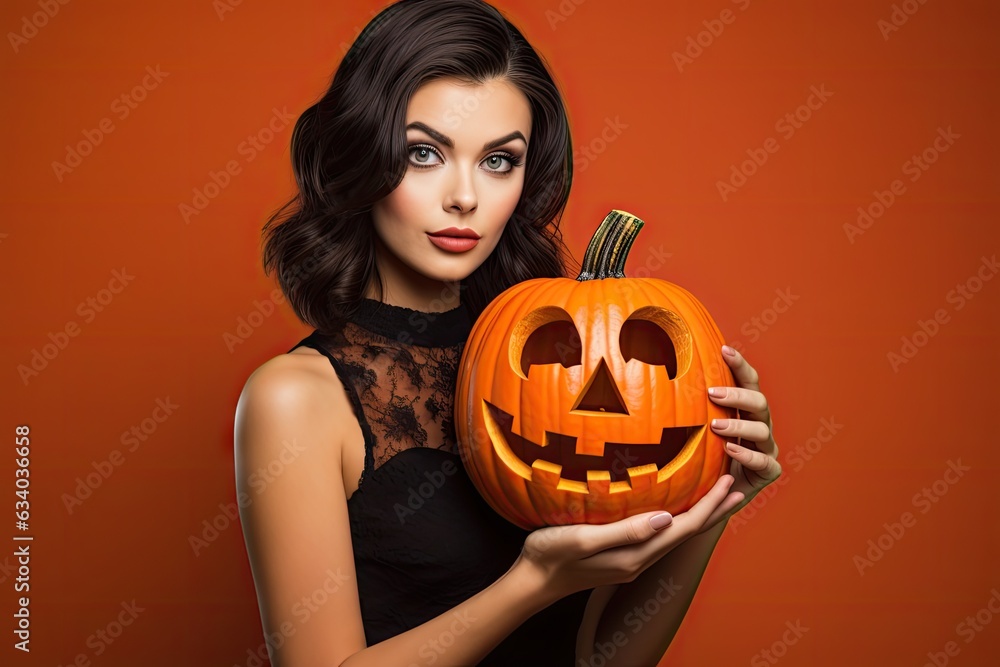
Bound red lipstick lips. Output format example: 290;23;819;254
427;227;481;253
428;227;481;239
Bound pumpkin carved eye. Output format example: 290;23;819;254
511;306;581;379
620;305;693;380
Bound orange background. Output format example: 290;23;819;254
3;0;998;665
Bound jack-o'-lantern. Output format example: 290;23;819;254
455;210;737;529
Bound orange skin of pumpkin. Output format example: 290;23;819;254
455;275;738;530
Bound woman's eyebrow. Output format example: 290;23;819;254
406;121;527;151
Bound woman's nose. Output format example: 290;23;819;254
444;168;478;213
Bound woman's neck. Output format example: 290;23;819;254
364;281;463;313
366;236;464;313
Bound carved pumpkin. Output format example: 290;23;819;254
455;210;738;529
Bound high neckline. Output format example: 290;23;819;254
351;298;472;347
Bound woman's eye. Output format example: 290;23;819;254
484;155;511;172
409;145;441;166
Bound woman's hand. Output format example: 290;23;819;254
514;473;744;599
513;344;782;599
702;344;783;528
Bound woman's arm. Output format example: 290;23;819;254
576;518;729;666
341;560;555;667
235;354;564;667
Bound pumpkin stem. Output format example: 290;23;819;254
576;209;645;281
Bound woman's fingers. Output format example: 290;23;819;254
708;385;771;428
711;417;770;443
663;474;736;534
591;475;735;560
726;442;782;485
708;387;778;460
700;489;747;529
533;476;735;560
567;509;675;557
523;476;748;591
721;345;761;392
580;475;737;571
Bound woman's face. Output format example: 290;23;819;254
369;77;532;308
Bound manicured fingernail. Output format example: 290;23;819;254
711;419;727;430
725;442;740;452
649;513;673;530
708;386;726;397
722;345;737;357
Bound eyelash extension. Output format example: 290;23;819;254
407;144;524;173
489;150;525;169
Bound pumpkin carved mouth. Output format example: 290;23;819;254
483;400;706;492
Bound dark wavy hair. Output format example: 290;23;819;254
261;0;578;331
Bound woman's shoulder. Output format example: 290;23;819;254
236;346;354;447
249;343;337;388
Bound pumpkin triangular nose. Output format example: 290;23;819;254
574;358;629;414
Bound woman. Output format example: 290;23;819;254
234;1;782;665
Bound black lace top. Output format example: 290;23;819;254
288;297;592;665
